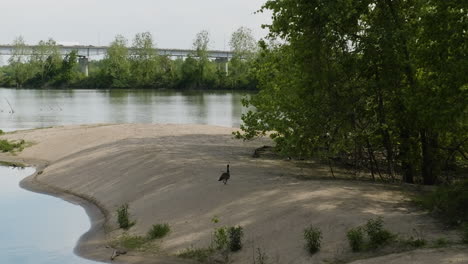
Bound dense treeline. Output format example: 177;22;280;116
0;28;258;90
238;0;467;185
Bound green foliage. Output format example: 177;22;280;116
347;227;365;252
117;203;135;230
147;223;170;240
364;217;393;248
416;180;468;225
433;238;450;248
1;30;258;90
178;247;214;262
0;130;4;135
213;226;229;251
228;226;243;252
303;225;322;254
0;139;25;153
113;234;148;250
238;0;468;185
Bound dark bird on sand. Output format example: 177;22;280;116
218;164;230;184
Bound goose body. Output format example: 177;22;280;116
218;164;230;184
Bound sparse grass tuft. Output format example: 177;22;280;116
147;223;170;239
117;203;135;230
178;247;214;262
0;139;26;153
0;160;26;167
304;225;322;254
253;247;268;264
433;238;450;247
112;234;148;250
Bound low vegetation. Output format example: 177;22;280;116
228;226;243;252
346;218;394;252
347;227;365;252
0;160;26;167
178;217;244;263
147;223;170;240
112;234;148;250
116;203;135;230
303;225;322;254
0;139;26;153
416;180;468;226
178;247;214;263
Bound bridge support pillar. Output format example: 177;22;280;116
78;57;89;77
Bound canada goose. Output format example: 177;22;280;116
218;164;230;184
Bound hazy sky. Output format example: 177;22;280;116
1;0;271;50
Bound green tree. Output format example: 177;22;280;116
102;35;131;88
28;38;61;86
228;27;258;89
130;32;159;87
8;36;34;87
192;30;213;87
237;0;467;185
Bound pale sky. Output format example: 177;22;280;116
1;0;271;51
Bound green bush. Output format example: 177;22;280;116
304;225;322;254
213;226;229;251
228;226;243;252
0;139;25;153
0;129;4;135
117;204;135;230
147;223;170;239
417;180;468;225
347;227;365;252
364;217;393;248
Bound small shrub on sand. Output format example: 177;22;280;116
304;225;322;254
416;180;468;225
364;217;393;248
117;204;135;230
228;226;244;252
147;223;170;239
433;238;450;247
113;234;148;250
347;227;365;252
178;247;214;262
0;139;25;153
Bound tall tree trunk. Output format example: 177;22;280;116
420;129;440;185
400;127;415;183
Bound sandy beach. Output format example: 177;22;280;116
1;124;467;264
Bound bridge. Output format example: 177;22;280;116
0;44;234;76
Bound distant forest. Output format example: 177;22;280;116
0;27;258;90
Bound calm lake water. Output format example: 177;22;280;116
0;166;100;264
0;88;250;132
0;88;250;263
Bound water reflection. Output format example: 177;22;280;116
0;88;252;131
0;166;101;264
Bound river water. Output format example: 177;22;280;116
0;88;250;263
0;88;250;132
0;166;99;264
